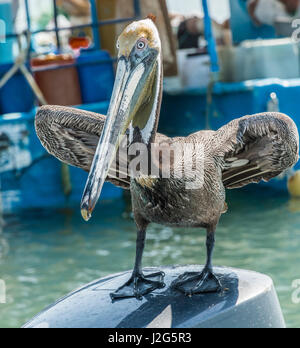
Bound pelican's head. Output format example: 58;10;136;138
81;18;162;221
117;17;161;58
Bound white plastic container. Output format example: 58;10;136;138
177;49;211;89
219;38;300;82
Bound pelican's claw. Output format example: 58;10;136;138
110;271;166;301
172;269;222;296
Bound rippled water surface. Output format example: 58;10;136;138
0;186;300;328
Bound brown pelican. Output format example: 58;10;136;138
35;18;299;299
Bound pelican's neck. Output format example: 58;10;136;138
129;54;163;147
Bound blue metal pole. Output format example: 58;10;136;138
5;17;140;40
202;0;219;76
53;0;61;50
24;0;33;56
90;0;101;50
134;0;142;18
24;0;31;31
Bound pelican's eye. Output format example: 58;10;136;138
116;41;120;50
136;39;147;51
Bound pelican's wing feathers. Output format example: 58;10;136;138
35;105;130;189
215;112;299;189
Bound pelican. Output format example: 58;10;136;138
35;18;299;299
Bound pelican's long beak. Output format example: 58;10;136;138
80;50;158;221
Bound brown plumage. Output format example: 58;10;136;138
35;19;299;299
36;106;299;193
35;105;299;296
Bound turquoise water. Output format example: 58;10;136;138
0;186;300;328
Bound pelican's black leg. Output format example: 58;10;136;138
110;226;165;301
172;226;222;295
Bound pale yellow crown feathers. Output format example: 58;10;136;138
117;19;161;57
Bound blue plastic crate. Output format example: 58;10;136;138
0;63;35;114
76;50;114;104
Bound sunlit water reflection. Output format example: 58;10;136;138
0;186;300;328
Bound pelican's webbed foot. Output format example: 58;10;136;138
110;271;166;301
172;268;222;296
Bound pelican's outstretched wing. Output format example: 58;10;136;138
35;105;130;189
215;112;299;189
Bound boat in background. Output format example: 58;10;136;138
159;0;300;193
0;42;128;213
160;77;300;193
0;0;140;214
1;0;300;214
